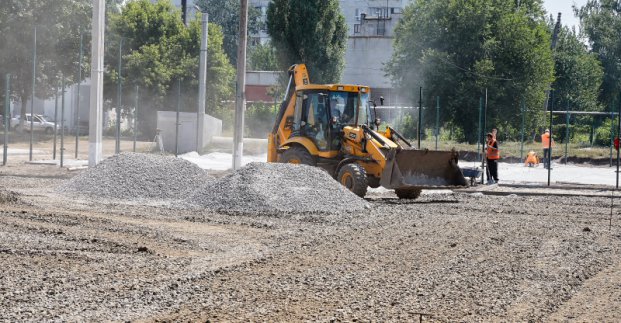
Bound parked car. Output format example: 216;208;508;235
11;114;58;134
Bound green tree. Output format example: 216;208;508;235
106;0;235;136
0;0;90;128
247;42;279;71
551;26;603;112
194;0;262;65
387;0;554;142
266;0;348;83
578;0;621;106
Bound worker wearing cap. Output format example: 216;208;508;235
541;129;554;169
485;133;500;183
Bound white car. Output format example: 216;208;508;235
12;114;58;134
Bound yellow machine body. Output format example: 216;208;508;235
268;64;467;197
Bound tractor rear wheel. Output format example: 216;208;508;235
395;188;422;199
279;146;316;166
337;163;368;198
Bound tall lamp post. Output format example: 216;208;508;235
195;5;208;153
89;0;105;167
232;0;248;170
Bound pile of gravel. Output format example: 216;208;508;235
58;152;212;200
184;162;370;215
0;189;21;204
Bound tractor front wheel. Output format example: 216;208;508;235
337;163;368;198
279;146;316;166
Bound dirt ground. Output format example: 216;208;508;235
1;161;620;322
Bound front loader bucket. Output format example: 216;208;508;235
380;149;467;189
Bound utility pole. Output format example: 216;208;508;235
89;0;105;167
196;6;208;153
232;0;248;170
181;0;188;25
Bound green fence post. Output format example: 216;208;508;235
520;98;525;162
3;74;10;166
435;96;439;150
610;100;614;167
565;109;569;164
115;37;123;155
53;85;58;160
478;96;484;184
29;26;37;162
75;31;84;159
60;78;66;168
175;79;181;157
133;85;139;152
418;87;422;149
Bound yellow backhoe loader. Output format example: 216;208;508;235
267;64;467;198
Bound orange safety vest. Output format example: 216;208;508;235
542;133;553;148
525;151;539;165
486;139;500;160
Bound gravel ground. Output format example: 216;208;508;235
58;152;212;200
0;163;620;322
183;162;370;215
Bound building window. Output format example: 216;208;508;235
354;24;360;33
377;24;385;36
355;8;360;21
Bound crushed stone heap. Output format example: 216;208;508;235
184;162;370;215
59;152;212;200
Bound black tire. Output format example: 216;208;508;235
395;188;422;199
279;145;316;166
44;127;53;134
337;163;368;198
367;176;381;188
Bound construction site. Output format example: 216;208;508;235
2;0;621;321
0;138;619;321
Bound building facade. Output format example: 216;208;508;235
339;0;412;105
247;0;413;104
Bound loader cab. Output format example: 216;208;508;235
292;88;370;151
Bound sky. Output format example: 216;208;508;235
543;0;588;29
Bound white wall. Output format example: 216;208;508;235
157;111;222;153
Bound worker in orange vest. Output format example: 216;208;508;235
485;133;500;183
541;129;554;169
525;150;539;167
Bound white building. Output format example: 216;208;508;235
249;0;271;46
339;0;413;105
248;0;413;105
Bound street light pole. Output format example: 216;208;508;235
89;0;105;167
196;6;208;153
232;0;249;170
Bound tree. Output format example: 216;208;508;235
194;0;262;65
551;26;603;112
106;0;235;136
266;0;348;83
0;0;90;129
247;42;279;71
386;0;554;142
578;0;621;106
